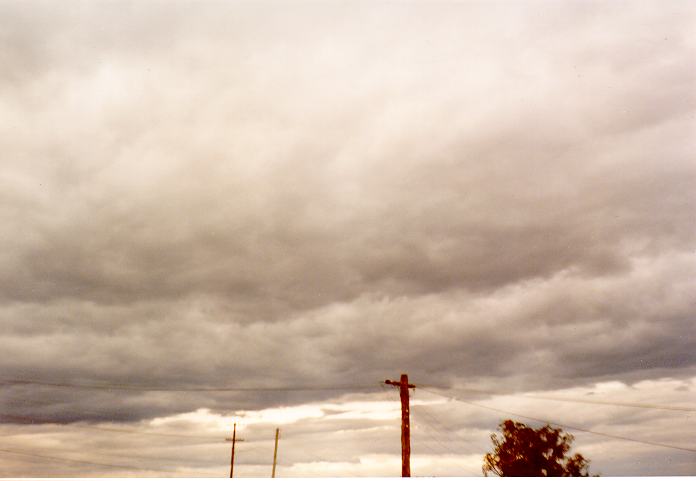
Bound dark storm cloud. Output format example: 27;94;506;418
0;0;694;446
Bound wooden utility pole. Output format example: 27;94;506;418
385;373;416;477
225;423;245;478
271;427;280;478
230;423;237;478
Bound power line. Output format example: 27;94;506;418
1;412;369;446
424;385;696;413
410;409;478;475
6;377;691;411
0;414;221;440
0;379;380;392
5;440;221;468
0;446;221;476
521;393;696;413
55;423;222;441
412;404;480;453
421;388;696;454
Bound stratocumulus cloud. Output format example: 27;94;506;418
0;0;695;476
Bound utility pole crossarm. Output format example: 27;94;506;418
384;379;416;388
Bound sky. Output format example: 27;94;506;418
0;0;695;476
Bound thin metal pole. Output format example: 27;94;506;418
271;427;280;478
230;423;237;478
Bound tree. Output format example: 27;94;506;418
483;420;592;476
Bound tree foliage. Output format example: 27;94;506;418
483;420;592;477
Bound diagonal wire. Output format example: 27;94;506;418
411;394;484;474
423;384;696;413
413;403;480;453
411;412;478;476
412;430;462;476
411;390;481;450
381;383;476;475
421;388;696;454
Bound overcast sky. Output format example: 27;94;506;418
1;0;695;476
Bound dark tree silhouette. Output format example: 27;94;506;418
483;420;592;477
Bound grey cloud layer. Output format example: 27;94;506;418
0;0;695;429
3;380;695;476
